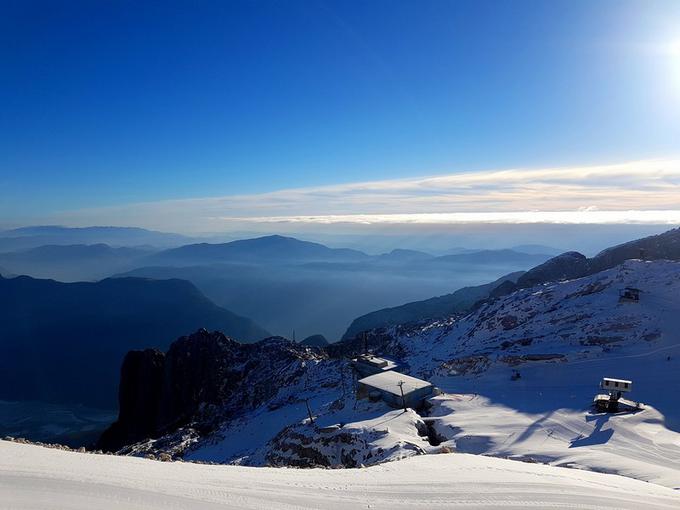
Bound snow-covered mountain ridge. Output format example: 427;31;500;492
394;259;678;380
360;259;680;487
101;259;680;489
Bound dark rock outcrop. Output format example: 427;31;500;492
98;329;324;452
98;349;165;450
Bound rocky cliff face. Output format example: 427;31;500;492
98;329;325;452
98;349;165;451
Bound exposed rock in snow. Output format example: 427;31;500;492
98;330;331;453
267;408;430;468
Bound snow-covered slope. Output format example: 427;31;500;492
88;259;680;493
193;261;680;482
370;259;680;488
395;259;680;387
2;440;679;510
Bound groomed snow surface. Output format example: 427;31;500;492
2;440;679;510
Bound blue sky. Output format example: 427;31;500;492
1;0;679;230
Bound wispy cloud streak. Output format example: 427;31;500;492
52;159;680;232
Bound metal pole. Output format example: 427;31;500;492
398;381;406;411
305;398;314;424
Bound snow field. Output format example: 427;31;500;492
2;440;680;509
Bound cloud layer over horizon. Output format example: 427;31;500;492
44;158;680;233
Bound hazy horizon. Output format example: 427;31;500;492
0;221;675;258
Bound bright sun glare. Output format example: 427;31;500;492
670;40;680;55
664;39;680;88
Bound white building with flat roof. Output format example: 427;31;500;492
357;370;434;409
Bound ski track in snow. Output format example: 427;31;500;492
2;440;680;510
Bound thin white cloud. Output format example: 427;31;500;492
51;159;680;233
218;211;680;225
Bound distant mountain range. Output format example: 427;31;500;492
145;235;370;265
510;244;565;255
118;238;551;340
0;231;559;351
445;244;563;256
0;274;269;408
0;231;558;341
376;249;435;262
0;226;192;251
146;235;553;268
0;244;152;281
432;249;550;266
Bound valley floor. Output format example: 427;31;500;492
2;440;680;509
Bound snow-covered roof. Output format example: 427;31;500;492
356;355;388;368
353;355;398;371
358;370;432;396
602;377;632;385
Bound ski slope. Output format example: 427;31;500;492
2;440;679;509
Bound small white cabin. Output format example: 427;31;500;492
357;370;434;409
600;377;632;393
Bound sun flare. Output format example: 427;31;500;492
668;39;680;56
